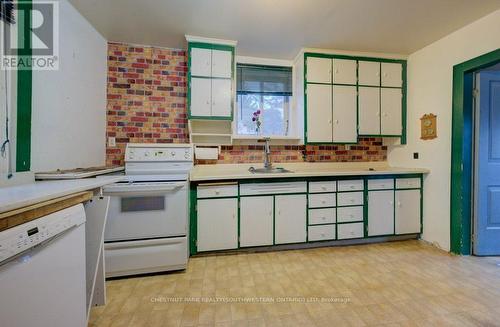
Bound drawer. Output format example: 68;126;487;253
309;181;336;193
308;225;336;241
338;180;364;191
396;178;421;189
197;184;238;198
337;206;363;223
367;179;394;190
309;208;336;225
309;193;336;208
337;192;363;206
240;182;307;196
337;222;364;239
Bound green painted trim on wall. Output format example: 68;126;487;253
450;48;500;255
16;0;32;172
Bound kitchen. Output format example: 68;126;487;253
1;0;500;326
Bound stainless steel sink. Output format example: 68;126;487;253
248;167;293;174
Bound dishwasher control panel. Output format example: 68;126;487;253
0;204;85;263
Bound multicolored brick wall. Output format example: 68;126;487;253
106;42;188;165
196;139;387;164
106;42;387;165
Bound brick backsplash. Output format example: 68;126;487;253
106;42;387;165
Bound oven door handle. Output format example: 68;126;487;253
102;182;186;195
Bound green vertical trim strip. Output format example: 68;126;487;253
450;48;500;254
189;184;197;256
16;0;32;172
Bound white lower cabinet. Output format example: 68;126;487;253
240;196;274;247
308;225;335;241
368;190;394;236
395;190;421;234
338;222;364;239
275;194;307;244
197;198;238;252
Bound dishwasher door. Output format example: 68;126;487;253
0;223;86;327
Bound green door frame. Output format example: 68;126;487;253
450;48;500;255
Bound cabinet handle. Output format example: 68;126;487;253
206;101;210;105
269;211;273;216
322;217;326;220
328;119;332;124
397;201;401;207
321;186;327;191
335;120;339;124
215;190;220;195
321;233;325;237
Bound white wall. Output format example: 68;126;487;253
31;0;107;172
388;9;500;251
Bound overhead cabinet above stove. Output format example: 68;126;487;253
303;53;407;144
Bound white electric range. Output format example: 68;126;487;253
102;143;193;277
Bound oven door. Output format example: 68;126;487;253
103;181;187;241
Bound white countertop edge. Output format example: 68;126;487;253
0;176;124;214
189;167;430;182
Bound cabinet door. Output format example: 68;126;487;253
381;88;402;135
368;190;394;236
332;85;357;143
332;59;357;85
381;62;402;87
358;61;380;86
306;84;332;143
211;49;232;78
395;190;421;234
275;194;306;244
190;47;212;77
197;198;238;251
240;196;273;247
306;57;331;84
358;87;380;135
190;78;212;117
211;79;232;117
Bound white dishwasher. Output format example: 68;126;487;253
0;204;87;327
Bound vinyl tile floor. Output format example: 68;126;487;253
88;240;500;327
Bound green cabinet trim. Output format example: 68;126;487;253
303;52;407;145
190;173;423;255
187;42;235;121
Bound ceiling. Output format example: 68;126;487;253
69;0;500;59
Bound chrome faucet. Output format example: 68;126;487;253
262;137;272;168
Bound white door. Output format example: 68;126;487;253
368;190;394;236
275;194;307;244
197;198;238;251
358;87;380;135
358;61;380;86
306;57;331;83
381;62;402;87
240;196;274;247
306;83;332;143
211;49;232;78
381;88;402;135
332;59;357;85
211;79;232;117
190;77;212;117
395;190;421;234
332;85;357;143
190;47;212;77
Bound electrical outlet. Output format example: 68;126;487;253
413;152;419;159
108;137;116;147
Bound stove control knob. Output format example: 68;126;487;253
184;154;190;159
144;151;150;157
171;151;176;157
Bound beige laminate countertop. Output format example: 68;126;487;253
190;162;429;182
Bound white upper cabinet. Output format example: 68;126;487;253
306;84;333;143
332;85;357;143
190;78;212;117
332;59;357;85
306;57;332;84
211;79;232;117
381;62;403;87
211;49;232;78
381;88;402;135
190;48;212;77
358;87;380;135
358;61;380;86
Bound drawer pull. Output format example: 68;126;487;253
321;186;327;191
321;233;325;237
321;217;326;220
350;185;355;189
215;190;220;195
